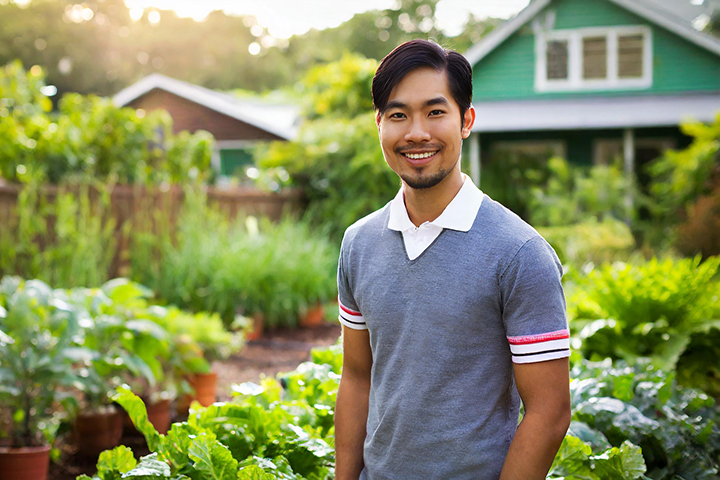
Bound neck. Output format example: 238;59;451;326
403;168;464;227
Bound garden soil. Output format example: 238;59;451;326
49;323;342;480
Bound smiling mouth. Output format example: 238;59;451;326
400;150;439;166
402;151;438;160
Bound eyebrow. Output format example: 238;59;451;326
384;96;450;112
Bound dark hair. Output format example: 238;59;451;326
372;39;473;118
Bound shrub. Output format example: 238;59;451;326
569;256;720;396
0;181;117;288
131;187;339;328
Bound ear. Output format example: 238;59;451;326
461;106;476;139
375;111;382;129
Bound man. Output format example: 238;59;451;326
334;39;571;480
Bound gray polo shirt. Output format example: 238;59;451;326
337;194;569;479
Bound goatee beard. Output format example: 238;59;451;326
401;167;452;189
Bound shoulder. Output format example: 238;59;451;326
341;201;392;251
473;195;543;249
472;195;560;274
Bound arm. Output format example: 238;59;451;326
499;357;571;480
335;325;373;480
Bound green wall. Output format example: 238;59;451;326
472;0;720;100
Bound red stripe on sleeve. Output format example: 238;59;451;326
339;300;362;317
507;329;569;345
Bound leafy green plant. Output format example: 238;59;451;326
566;359;720;479
0;61;215;185
570;256;720;387
131;187;338;328
538;217;636;266
0;277;85;447
528;157;636;228
0;180;118;288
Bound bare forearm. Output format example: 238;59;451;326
499;411;569;480
335;376;370;480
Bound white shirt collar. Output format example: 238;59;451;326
388;174;484;233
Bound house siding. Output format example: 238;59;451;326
128;89;284;141
472;0;720;100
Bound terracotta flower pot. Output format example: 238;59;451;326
190;371;217;407
0;444;51;480
176;371;218;416
245;313;264;341
74;406;123;457
146;399;172;435
299;304;325;328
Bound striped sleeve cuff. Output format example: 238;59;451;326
338;298;367;330
507;329;570;364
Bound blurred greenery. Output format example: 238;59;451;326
258;53;399;239
0;60;214;184
0;0;500;100
130;187;339;328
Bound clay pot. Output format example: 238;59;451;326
74;406;123;457
245;313;264;341
146;399;172;435
189;372;217;407
122;398;173;436
176;371;218;416
0;444;51;480
299;304;325;328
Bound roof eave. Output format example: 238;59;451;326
464;0;552;66
112;74;294;141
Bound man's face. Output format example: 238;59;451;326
376;67;474;190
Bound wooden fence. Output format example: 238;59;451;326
0;183;304;278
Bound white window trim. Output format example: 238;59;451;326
535;25;653;92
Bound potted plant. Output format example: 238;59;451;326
144;306;244;411
0;278;85;480
60;285;155;457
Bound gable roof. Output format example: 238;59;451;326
464;0;720;66
113;73;299;141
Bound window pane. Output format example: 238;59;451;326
546;40;568;80
618;34;644;78
583;36;607;79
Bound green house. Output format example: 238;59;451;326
462;0;720;190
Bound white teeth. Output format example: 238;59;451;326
404;151;437;160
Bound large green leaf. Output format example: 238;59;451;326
591;441;647;480
236;466;278;480
188;434;239;480
122;453;171;479
96;445;137;480
113;385;161;451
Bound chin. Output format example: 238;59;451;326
401;169;451;190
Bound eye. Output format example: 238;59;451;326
429;109;445;116
389;112;406;119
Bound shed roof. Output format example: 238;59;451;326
113;73;299;141
471;93;720;132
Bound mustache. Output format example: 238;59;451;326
395;144;442;153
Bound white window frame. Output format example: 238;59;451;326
535;25;653;92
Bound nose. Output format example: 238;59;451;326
404;117;431;144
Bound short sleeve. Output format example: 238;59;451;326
337;243;367;330
500;236;569;364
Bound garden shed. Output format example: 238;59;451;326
463;0;720;192
113;73;299;177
